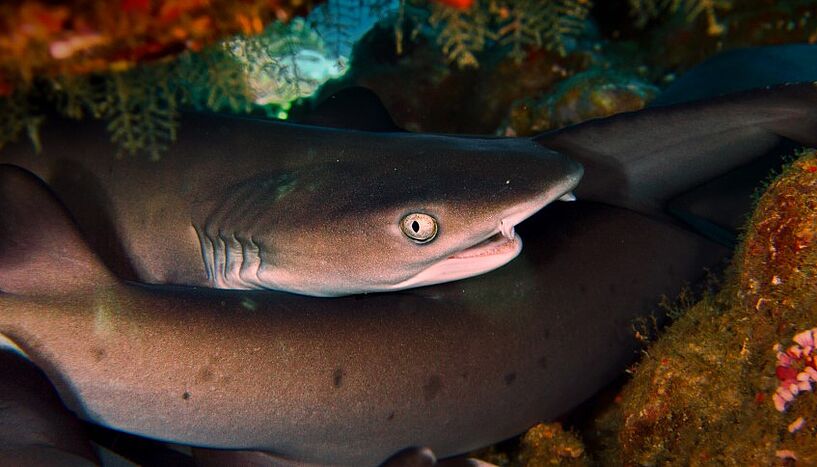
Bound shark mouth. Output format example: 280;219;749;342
390;232;522;291
449;231;520;260
390;190;577;291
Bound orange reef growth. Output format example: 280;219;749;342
474;423;588;466
589;148;817;464
0;0;317;87
433;0;474;10
501;70;659;135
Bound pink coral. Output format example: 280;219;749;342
773;328;817;412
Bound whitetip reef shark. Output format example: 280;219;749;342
4;44;817;463
0;105;582;297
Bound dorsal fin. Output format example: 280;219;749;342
0;164;114;295
534;83;817;219
296;86;404;132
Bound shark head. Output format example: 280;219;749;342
193;133;582;296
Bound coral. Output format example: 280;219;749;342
105;66;180;160
0;89;43;153
309;0;396;58
181;44;256;112
2;0;813;160
589;148;817;465
493;0;590;61
425;0;591;68
0;3;359;158
471;423;589;466
635;0;817;74
517;423;588;465
228;18;347;106
427;1;491;68
629;0;732;35
772;328;817;412
433;0;474;9
501;70;659;135
0;0;319;88
0;0;333;158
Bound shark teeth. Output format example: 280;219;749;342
558;192;577;202
499;218;515;240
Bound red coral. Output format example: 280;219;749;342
433;0;474;10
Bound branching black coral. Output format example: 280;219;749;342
0;90;43;153
630;0;732;34
493;0;591;60
309;0;396;57
425;0;592;68
49;75;111;120
106;66;179;160
182;46;256;113
428;2;491;67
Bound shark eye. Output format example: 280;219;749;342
400;213;438;243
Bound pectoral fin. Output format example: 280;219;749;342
0;164;113;295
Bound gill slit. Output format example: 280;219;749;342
193;223;266;289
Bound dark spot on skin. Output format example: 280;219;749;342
609;284;617;295
182;392;191;400
460;371;469;380
538;356;548;369
91;347;106;362
387;412;395;421
423;375;442;401
504;372;517;385
543;328;551;339
197;367;215;383
333;368;344;388
578;283;587;295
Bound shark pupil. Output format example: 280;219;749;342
400;213;438;243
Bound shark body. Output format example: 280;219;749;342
0;164;726;465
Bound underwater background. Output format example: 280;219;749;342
3;0;817;464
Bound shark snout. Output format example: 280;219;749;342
496;153;583;238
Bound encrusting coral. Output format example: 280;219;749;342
582;148;817;464
474;423;589;466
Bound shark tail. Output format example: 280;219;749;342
0;164;114;296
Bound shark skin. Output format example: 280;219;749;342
0;347;98;466
535;82;817;219
0;112;581;297
0;165;727;466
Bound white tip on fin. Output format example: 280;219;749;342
558;192;577;202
